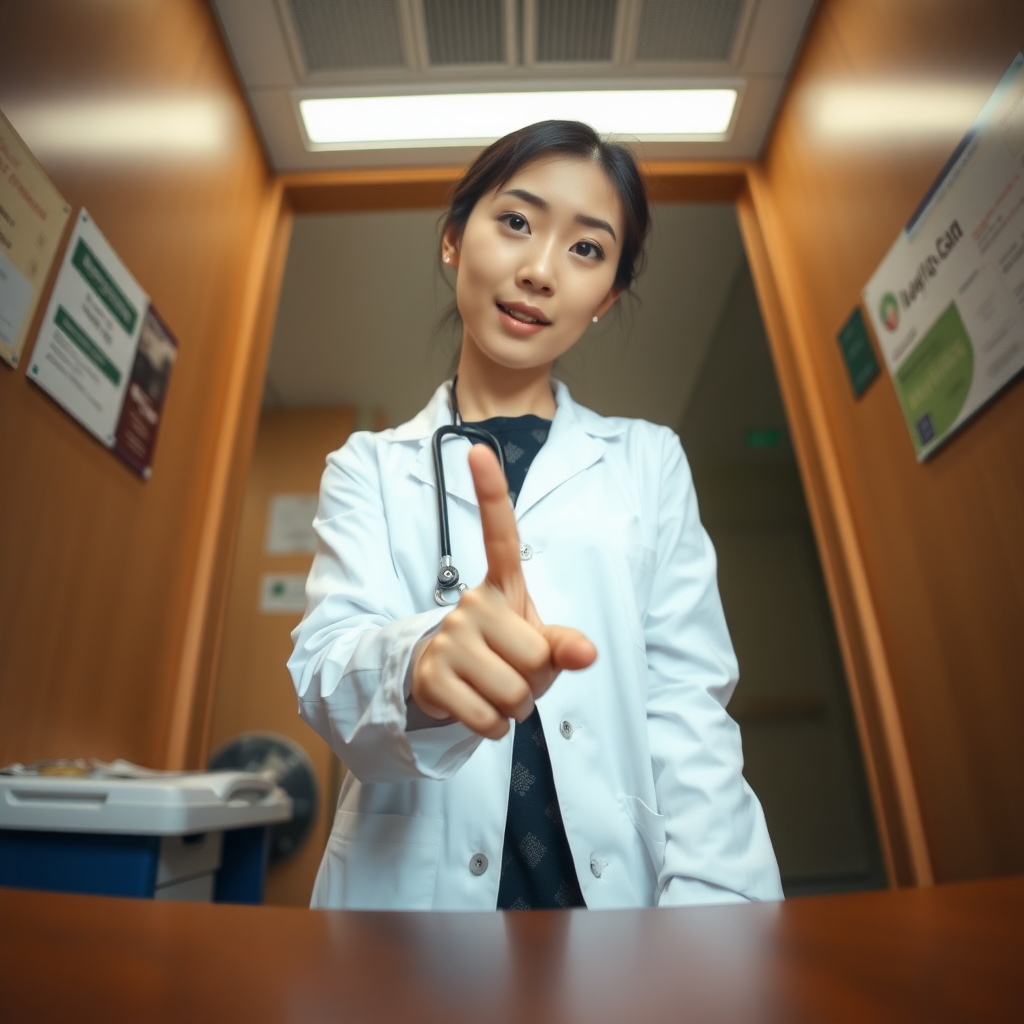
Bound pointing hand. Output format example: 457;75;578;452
411;444;597;739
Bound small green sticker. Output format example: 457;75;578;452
837;307;880;398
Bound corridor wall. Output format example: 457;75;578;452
748;0;1024;885
0;0;278;769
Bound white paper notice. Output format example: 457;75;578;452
0;109;71;368
0;249;33;344
259;573;308;614
265;494;319;554
863;54;1024;460
30;210;148;446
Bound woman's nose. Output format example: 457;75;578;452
516;245;556;294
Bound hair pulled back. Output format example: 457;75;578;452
443;120;650;291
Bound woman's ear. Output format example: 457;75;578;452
441;227;461;269
592;286;624;322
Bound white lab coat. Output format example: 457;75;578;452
288;380;782;911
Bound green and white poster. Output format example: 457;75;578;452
30;209;149;448
864;53;1024;460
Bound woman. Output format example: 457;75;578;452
288;120;782;911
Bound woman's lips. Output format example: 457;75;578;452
496;302;549;336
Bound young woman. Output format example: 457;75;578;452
288;120;782;911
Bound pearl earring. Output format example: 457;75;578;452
592;316;599;323
443;255;450;263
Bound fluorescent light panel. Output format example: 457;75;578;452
300;90;738;149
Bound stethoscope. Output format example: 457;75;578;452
432;377;506;606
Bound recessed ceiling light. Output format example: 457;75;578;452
299;90;739;150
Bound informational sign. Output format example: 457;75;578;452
864;54;1024;460
265;494;319;554
30;209;177;479
259;573;308;614
0;110;71;368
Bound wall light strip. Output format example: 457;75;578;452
299;90;738;150
4;98;237;160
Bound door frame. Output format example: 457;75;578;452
175;161;932;889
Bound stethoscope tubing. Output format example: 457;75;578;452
431;380;505;605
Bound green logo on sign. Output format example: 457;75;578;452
880;292;900;332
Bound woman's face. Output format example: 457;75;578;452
444;155;625;372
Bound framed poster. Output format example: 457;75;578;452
30;209;177;478
863;54;1024;460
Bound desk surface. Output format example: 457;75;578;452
2;878;1022;1023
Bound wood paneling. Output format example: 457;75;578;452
642;162;749;203
282;167;463;215
280;161;752;217
747;0;1024;884
0;1;275;769
208;407;354;907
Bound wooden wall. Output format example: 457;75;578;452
0;0;277;769
748;0;1024;885
208;407;353;906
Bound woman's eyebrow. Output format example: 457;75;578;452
498;189;618;241
574;213;616;241
499;188;549;210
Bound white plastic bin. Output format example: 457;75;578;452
0;771;292;903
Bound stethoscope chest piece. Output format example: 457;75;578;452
435;556;467;606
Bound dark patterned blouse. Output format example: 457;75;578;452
467;414;586;911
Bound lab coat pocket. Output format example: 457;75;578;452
313;811;443;910
623;795;666;875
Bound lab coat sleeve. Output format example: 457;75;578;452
287;433;484;783
643;429;784;906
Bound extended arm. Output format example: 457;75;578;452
287;434;482;782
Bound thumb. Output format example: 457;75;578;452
541;625;597;672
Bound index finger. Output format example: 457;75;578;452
468;443;524;594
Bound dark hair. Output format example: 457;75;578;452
442;120;651;292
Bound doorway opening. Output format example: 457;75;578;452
208;187;886;904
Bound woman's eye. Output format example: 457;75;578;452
500;213;529;233
571;240;604;260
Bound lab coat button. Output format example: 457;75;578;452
520;543;533;561
470;853;488;876
559;720;573;739
590;856;603;878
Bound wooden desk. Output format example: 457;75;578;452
2;878;1021;1023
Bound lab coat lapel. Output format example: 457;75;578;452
513;383;607;519
401;379;613;514
408;433;479;507
404;383;480;508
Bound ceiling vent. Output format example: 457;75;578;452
286;0;406;72
535;0;617;63
635;0;746;63
423;0;506;65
